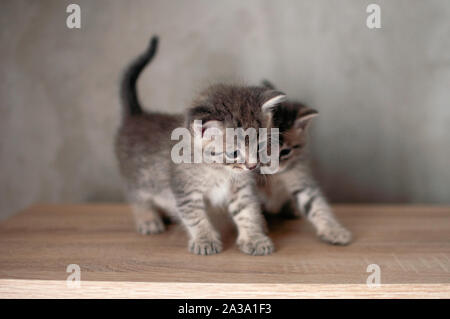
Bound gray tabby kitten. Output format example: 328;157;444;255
258;80;352;245
115;36;286;255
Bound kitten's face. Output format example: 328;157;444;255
200;123;262;174
277;125;307;172
271;101;318;173
187;84;286;176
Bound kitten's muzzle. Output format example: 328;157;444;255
245;163;258;170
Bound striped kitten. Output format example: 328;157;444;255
115;37;286;255
258;80;352;245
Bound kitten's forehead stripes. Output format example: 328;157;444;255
187;85;290;136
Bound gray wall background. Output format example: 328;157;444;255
1;0;449;220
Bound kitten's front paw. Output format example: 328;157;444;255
189;235;223;255
237;234;274;256
136;218;165;235
318;224;352;245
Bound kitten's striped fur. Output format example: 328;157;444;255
259;80;352;245
115;37;285;255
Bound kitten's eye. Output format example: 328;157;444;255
280;148;291;157
226;150;240;159
293;145;302;149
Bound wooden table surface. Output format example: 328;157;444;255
0;204;449;298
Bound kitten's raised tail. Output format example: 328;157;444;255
120;36;159;117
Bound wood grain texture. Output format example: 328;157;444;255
1;280;449;299
0;204;449;298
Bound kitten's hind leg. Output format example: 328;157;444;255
132;201;165;235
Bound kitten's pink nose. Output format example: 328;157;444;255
246;164;258;170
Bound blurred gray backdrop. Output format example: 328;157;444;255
1;0;449;219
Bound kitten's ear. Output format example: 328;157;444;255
294;109;319;131
261;90;287;114
261;79;277;90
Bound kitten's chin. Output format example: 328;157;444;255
229;167;245;175
227;167;251;177
258;164;284;175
